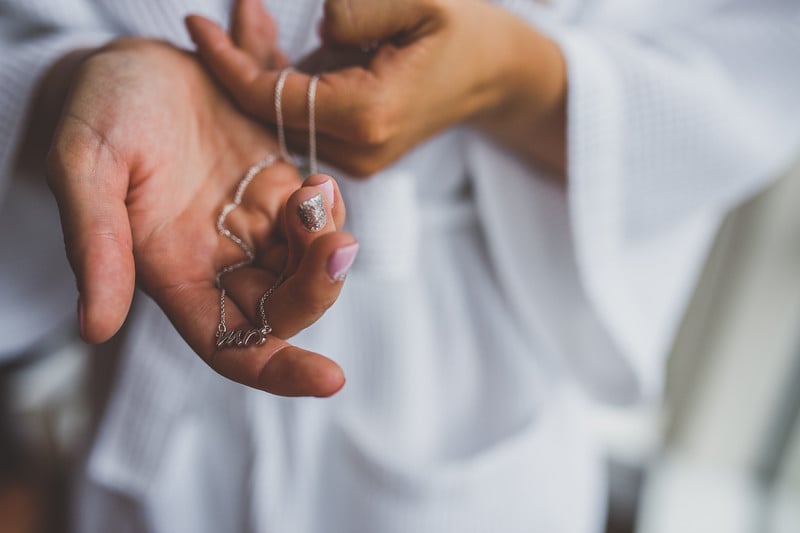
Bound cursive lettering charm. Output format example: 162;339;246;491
214;155;284;350
215;326;270;349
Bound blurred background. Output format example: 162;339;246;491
599;158;800;533
1;160;799;533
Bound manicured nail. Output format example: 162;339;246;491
327;243;359;281
77;297;86;339
317;179;335;208
297;192;327;232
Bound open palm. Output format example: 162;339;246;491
48;39;353;396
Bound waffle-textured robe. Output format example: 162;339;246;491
1;0;799;531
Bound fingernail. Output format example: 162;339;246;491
297;192;327;232
77;297;86;339
327;243;359;281
317;179;335;209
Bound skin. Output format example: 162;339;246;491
25;34;357;397
186;0;568;179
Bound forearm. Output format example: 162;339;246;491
471;5;568;180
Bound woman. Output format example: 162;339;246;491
2;0;799;531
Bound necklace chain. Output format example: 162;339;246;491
214;69;321;349
308;75;319;175
275;67;294;163
215;154;282;348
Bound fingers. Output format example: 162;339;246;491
295;45;373;73
222;175;356;340
285;129;393;178
186;15;375;141
322;0;443;48
47;115;136;344
257;343;345;396
273;231;358;336
223;230;358;340
310;173;346;229
156;280;345;397
186;14;277;121
201;174;356;393
186;14;263;93
230;0;288;68
283;174;345;272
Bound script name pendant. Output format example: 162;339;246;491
215;326;271;349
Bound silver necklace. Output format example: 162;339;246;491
307;74;319;175
214;68;321;349
215;154;282;348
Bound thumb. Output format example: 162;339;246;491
47;115;136;344
322;0;444;48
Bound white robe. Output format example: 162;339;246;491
1;1;798;531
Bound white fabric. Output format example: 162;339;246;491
0;0;798;531
0;28;114;359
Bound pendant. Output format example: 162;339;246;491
215;326;270;349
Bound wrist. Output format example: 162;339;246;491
451;1;517;124
482;7;566;126
471;6;568;177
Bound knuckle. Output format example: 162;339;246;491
350;100;393;147
351;115;389;147
92;228;132;251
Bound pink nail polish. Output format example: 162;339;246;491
317;179;335;208
327;243;359;281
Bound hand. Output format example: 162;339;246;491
186;0;567;178
47;38;357;397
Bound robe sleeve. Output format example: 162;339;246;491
470;0;800;404
0;2;115;204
